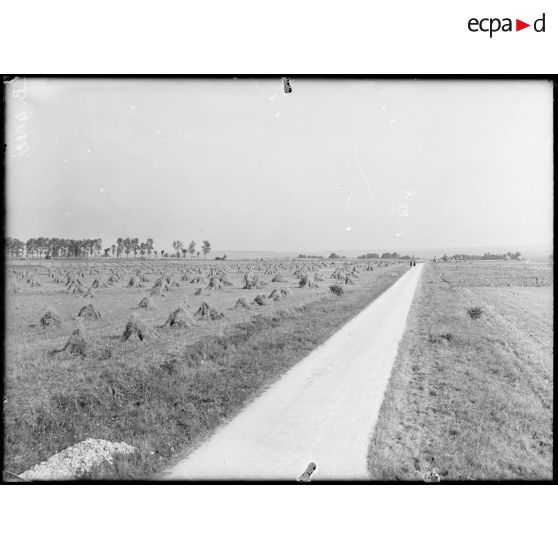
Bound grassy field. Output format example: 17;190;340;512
368;260;553;481
4;258;408;479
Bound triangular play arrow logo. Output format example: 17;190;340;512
516;19;530;31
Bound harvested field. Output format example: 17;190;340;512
4;257;406;478
368;260;553;481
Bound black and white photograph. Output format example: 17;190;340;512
3;77;553;483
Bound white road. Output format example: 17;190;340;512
165;264;424;481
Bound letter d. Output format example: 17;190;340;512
534;13;545;32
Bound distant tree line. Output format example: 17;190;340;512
5;237;25;257
357;252;415;260
440;252;522;261
170;240;211;259
5;237;103;259
296;253;349;259
5;236;212;260
114;238;155;259
357;252;411;259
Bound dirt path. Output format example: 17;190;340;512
165;264;424;480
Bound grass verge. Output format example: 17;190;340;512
368;263;553;481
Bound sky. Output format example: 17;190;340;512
5;78;553;255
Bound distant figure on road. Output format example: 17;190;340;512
410;261;413;267
413;260;416;267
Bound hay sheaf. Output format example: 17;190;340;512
127;276;142;288
252;295;267;306
206;276;222;291
163;307;194;329
194;302;224;320
153;277;170;290
241;272;266;289
77;304;101;320
138;296;157;310
234;297;250;309
67;281;86;295
40;309;62;328
51;326;88;357
299;274;319;288
122;314;151;341
91;276;109;288
65;274;83;287
269;287;290;300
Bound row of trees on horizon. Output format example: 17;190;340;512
4;238;535;262
356;252;413;260
297;252;416;260
357;251;525;261
439;252;522;261
5;237;212;260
